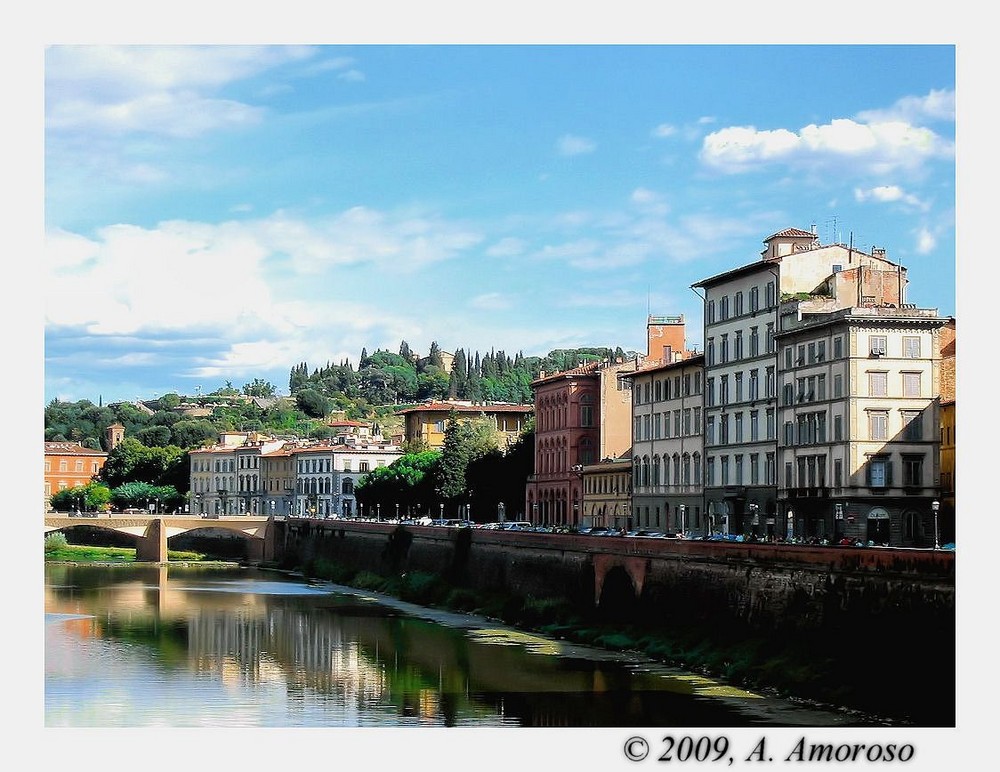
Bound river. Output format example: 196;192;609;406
45;563;877;729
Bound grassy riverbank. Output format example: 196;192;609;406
45;532;206;563
294;556;892;722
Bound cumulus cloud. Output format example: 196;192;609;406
46;45;316;137
854;185;928;211
857;89;955;124
700;116;953;174
556;134;596;156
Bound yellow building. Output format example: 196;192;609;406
398;401;533;451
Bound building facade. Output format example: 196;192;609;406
44;442;108;510
693;226;912;537
526;358;638;526
398;401;533;451
775;306;949;545
625;354;706;534
580;457;632;530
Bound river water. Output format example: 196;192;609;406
45;563;871;729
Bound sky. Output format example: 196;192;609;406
42;43;957;405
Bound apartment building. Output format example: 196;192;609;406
693;226;911;537
286;441;402;518
398;401;533;451
775;306;949;545
43;442;108;510
526;358;639;526
623;354;706;534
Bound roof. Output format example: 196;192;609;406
619;353;705;379
530;360;603;386
765;227;816;240
44;442;107;457
327;420;368;427
397;402;533;415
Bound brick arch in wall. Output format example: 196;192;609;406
592;553;649;607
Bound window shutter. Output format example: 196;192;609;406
865;461;872;486
885;460;893;487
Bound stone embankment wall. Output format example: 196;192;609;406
278;519;954;636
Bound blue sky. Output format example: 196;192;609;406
43;43;956;404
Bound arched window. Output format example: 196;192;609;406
342;478;354;495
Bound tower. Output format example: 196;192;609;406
106;422;125;450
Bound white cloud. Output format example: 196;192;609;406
854;185;928;211
556;134;596;156
652;123;677;138
486;237;527;257
916;227;937;254
338;70;366;82
469;293;513;311
700;117;952;174
857;89;955;124
46;45;315;137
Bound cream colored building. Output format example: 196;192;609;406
623;354;706;534
775;306;948;545
693;226;911;537
580;457;632;530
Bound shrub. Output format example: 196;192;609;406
45;532;69;552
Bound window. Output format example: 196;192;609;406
901;410;922;440
834;458;843;488
785;347;793;370
735;455;744;485
869;371;888;397
785;461;793;488
784;421;794;446
750;327;759;357
581;404;593;427
750;453;759;484
750;410;759;441
706;378;715;407
782;383;794;405
693;407;702;433
766;452;776;484
834;414;843;441
869;411;889;441
706;456;715;487
734;291;744;316
834;374;843;398
707;338;715;366
735;372;744;402
654;379;662;401
59;460;67;472
359;461;370;473
707;299;715;324
750;286;759;311
766;322;775;353
834;336;843;359
903;372;921;397
766;366;775;398
684;373;691;396
721;456;730;485
720;414;730;444
902;455;923;487
75;460;84;472
735;412;744;442
766;281;775;308
817;340;826;361
720;375;730;404
808;342;816;364
766;408;775;440
817;374;826;400
720;295;729;320
706;415;715;445
868;456;890;488
653;412;662;439
903;336;921;358
734;330;743;360
749;369;759;401
869;335;887;356
720;334;729;363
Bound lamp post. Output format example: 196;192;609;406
834;502;844;541
439;502;444;520
786;508;794;541
932;500;940;550
679;504;687;537
377;502;381;522
195;494;202;516
498;501;506;524
532;501;538;526
749;502;759;539
395;502;400;522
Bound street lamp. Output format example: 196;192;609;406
439;502;444;520
680;504;687;537
786;508;794;541
195;494;202;516
834;502;844;541
498;501;506;524
932;500;940;550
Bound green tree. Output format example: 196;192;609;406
435;413;474;504
243;378;277;397
356;451;440;516
99;437;187;489
296;388;331;418
170;419;218;448
136;425;171;447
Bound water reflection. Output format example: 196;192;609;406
45;564;864;728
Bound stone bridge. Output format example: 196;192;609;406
44;514;279;563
